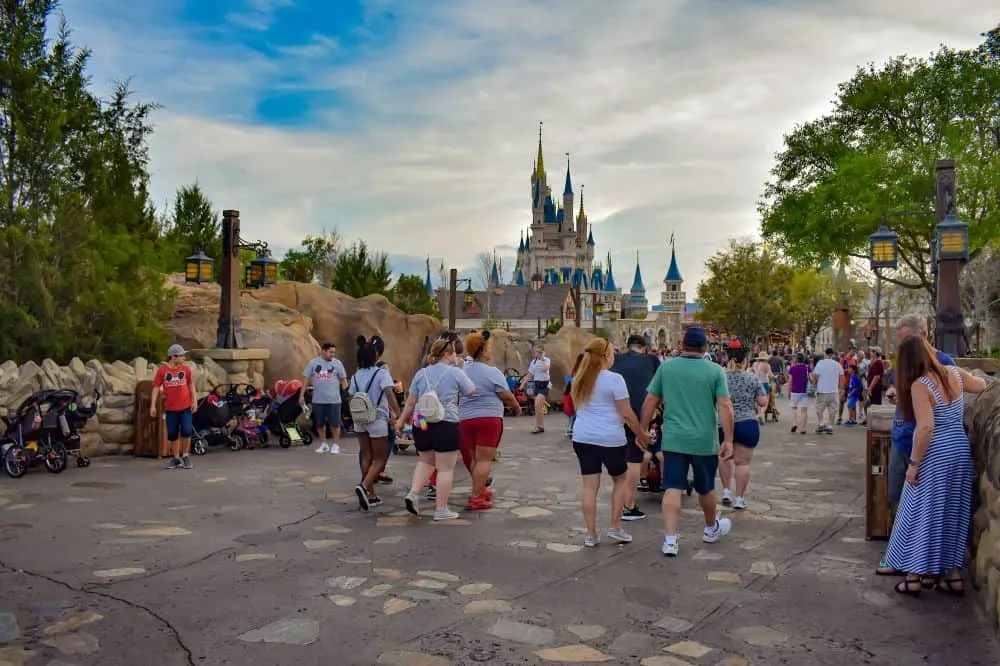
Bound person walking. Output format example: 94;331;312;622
752;352;772;424
882;336;988;595
523;346;551;434
150;345;197;470
811;348;843;434
396;337;476;521
641;327;734;557
350;336;401;511
302;342;348;454
571;337;649;547
612;334;661;522
719;345;768;509
787;353;811;434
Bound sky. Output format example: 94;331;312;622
59;0;994;305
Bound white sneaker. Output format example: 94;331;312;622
433;509;459;521
721;488;732;506
733;496;746;510
328;443;341;454
703;516;733;543
584;534;600;548
661;537;679;557
314;443;330;453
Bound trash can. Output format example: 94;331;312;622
133;380;170;458
865;405;896;540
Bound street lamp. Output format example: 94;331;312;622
867;225;899;270
214;210;276;349
184;249;214;284
462;280;475;304
935;210;970;261
245;251;279;289
530;271;544;292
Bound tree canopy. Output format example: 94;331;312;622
162;183;220;268
329;241;392;298
390;274;440;316
759;26;1000;297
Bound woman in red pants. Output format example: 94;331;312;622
459;331;521;510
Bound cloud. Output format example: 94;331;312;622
58;0;996;308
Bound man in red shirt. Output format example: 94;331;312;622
150;344;197;469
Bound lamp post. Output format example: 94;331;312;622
447;271;475;331
934;161;969;356
592;293;603;333
573;284;582;328
216;209;276;349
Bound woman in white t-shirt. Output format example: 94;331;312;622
351;336;401;511
571;337;650;548
523;346;551;434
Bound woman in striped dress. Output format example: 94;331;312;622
884;337;988;596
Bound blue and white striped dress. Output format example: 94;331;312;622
884;367;972;574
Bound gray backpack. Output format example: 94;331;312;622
349;370;384;426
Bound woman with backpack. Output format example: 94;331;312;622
395;336;476;520
350;336;401;511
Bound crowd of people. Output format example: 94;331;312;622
146;311;989;594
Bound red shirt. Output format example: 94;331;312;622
153;363;195;412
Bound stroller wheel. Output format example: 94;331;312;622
230;434;244;451
43;440;68;474
2;443;28;478
192;437;208;456
301;432;314;446
279;435;292;449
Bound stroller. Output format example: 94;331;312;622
505;369;535;416
190;385;243;455
764;382;780;423
1;389;100;478
264;380;314;448
232;387;271;450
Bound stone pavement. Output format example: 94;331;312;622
0;403;998;666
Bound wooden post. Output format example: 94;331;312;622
934;159;965;357
448;268;458;331
574;285;582;328
216;210;243;349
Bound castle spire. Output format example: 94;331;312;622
535;121;545;179
576;184;586;221
563;152;573;196
424;256;433;296
665;232;682;282
604;251;617;292
631;250;644;292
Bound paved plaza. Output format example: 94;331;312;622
0;404;997;666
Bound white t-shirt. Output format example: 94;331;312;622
813;358;843;394
528;356;551;382
571;370;629;447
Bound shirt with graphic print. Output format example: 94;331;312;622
153;363;195;412
725;370;765;423
304;356;347;404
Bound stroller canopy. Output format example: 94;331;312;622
269;380;303;404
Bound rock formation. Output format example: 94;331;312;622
968;373;1000;635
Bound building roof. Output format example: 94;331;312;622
631;254;644;293
434;284;572;321
563;159;573;196
665;245;682;282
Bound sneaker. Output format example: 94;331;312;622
426;485;437;500
607;527;633;543
844;420;856;427
638;478;650;493
703;516;733;543
165;458;182;470
355;484;370;511
404;492;420;516
181;455;192;470
376;473;393;484
836;418;843;425
621;506;646;521
369;496;383;507
433;508;460;521
661;537;679;557
466;496;492;511
315;443;330;454
329;443;341;454
584;534;600;548
790;425;797;433
721;488;733;506
732;496;746;510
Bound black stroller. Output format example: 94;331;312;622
190;386;243;455
1;389;100;478
263;380;314;448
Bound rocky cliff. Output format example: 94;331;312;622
968;374;1000;635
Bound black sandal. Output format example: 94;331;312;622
935;577;965;596
894;578;922;596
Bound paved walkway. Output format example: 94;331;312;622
0;403;997;666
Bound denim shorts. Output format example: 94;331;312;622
312;403;342;430
718;420;760;449
661;452;718;495
164;409;193;441
532;381;550;397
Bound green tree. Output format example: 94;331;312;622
759;27;1000;298
278;230;341;284
0;2;171;363
329;241;392;298
786;270;839;344
695;240;793;343
391;274;441;316
163;183;220;266
279;248;315;282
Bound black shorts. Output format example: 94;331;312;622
413;420;460;454
573;442;627;477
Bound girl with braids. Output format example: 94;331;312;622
350;336;401;510
460;331;521;510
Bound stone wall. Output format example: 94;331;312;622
0;357;244;456
968;373;1000;635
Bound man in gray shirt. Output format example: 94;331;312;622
301;342;348;454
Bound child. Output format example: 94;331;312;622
845;365;864;426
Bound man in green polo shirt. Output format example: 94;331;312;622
641;327;734;557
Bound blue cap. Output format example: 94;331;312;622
167;344;187;358
682;327;708;349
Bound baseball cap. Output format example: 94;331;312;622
682;327;708;349
167;344;187;358
825;347;835;356
626;334;647;348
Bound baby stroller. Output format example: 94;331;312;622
190;385;242;456
505;369;530;416
264;380;314;448
1;389;99;478
233;387;270;449
764;382;780;423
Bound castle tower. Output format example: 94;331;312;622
424;257;434;296
626;250;649;318
576;185;588;252
661;233;685;315
562;154;574;237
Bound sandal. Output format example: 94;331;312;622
875;558;903;576
531;427;544;434
894;578;922;596
935;577;965;596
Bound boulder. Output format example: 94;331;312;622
966;376;1000;633
475;326;594;403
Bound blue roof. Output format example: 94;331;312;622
586;229;595;246
424;260;434;296
515;267;525;286
591;267;604;291
605;264;617;292
533;180;541;207
490;259;500;286
665;246;682;282
525;233;531;251
571;267;588;289
563;163;573;196
544;196;557;223
556;208;564;225
518;233;524;252
630;260;644;293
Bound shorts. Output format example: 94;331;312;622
459;417;503;449
846;397;858;410
887;445;910;505
661;451;719;496
626;428;659;463
761;382;771;396
532;381;550;397
312;403;342;430
815;392;838;414
869;390;884;406
354;416;389;438
573;442;627;477
719;420;760;449
413;420;460;454
789;393;810;408
164;409;193;441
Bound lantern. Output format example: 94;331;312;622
463;282;475;304
530;271;544;292
595;298;605;315
247;253;279;289
935;211;969;262
184;250;214;283
867;224;899;270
